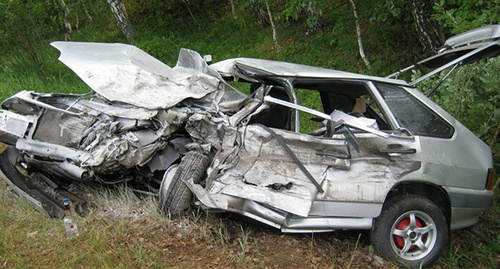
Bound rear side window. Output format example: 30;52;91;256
375;83;454;138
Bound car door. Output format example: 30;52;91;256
297;81;422;218
211;80;421;218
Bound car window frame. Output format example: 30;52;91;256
373;82;455;139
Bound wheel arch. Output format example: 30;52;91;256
384;181;452;225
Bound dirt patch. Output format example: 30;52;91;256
73;185;390;268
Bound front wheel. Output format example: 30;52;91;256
158;151;210;217
371;195;448;268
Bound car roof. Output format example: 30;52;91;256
210;57;409;86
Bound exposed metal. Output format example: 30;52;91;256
410;40;500;85
387;25;500;82
0;26;497;260
443;24;500;48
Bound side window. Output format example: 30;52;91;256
253;86;292;130
295;82;392;134
320;83;392;131
323;92;353;114
296;88;323;133
376;83;454;138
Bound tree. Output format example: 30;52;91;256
229;0;237;19
250;0;269;26
411;0;445;52
0;1;60;66
106;0;136;41
349;0;371;70
282;0;322;34
264;0;280;54
432;0;499;34
56;0;72;41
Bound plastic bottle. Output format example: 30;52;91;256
62;198;79;238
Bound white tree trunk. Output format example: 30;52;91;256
229;0;237;19
57;0;72;41
264;0;280;54
250;0;269;26
106;0;136;41
349;0;371;70
80;0;93;21
412;0;445;52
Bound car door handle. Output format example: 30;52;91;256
380;144;416;156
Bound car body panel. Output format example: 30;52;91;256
212;57;408;85
51;42;245;110
0;26;497;236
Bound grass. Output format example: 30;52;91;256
0;2;498;267
0;178;498;268
0;50;91;101
437;191;500;268
0;180;374;268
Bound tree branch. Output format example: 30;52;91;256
264;0;280;54
349;0;371;70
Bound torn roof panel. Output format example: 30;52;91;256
210;57;409;85
51;42;221;109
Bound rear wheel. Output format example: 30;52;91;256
371;195;448;268
159;151;209;217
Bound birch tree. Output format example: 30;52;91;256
411;0;445;52
106;0;136;41
349;0;371;70
264;0;280;54
56;0;72;41
250;0;269;26
229;0;237;19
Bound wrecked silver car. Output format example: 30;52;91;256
1;25;498;267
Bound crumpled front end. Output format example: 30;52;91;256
0;43;248;200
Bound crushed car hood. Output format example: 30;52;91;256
51;42;223;109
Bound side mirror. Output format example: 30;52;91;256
325;121;360;153
339;125;360;153
203;55;212;64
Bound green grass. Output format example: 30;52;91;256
0;50;91;101
0;2;498;267
0;179;498;268
0;185;163;268
438;192;500;268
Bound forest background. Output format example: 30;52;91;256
0;0;498;268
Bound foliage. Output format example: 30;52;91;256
281;0;324;33
412;1;499;174
0;0;60;66
363;0;409;23
433;0;499;34
414;57;500;172
0;0;498;267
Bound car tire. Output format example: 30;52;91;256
159;151;209;217
0;146;65;218
371;195;448;268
